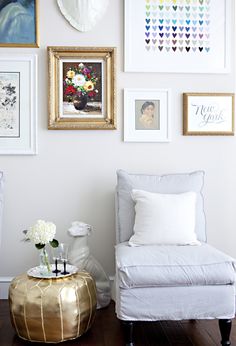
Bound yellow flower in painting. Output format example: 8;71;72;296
66;70;75;79
84;81;94;91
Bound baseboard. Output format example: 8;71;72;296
0;277;13;299
0;275;115;300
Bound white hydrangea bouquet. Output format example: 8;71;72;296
23;220;59;273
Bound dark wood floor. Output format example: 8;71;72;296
1;299;236;345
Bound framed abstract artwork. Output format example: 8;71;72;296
124;0;231;73
124;88;171;142
0;0;39;47
183;93;234;135
0;55;37;154
48;46;116;130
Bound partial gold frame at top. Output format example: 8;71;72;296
48;46;116;130
0;0;39;48
183;92;235;136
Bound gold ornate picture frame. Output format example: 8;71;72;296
48;46;116;130
183;93;234;136
0;0;39;47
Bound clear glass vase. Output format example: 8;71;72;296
39;247;51;275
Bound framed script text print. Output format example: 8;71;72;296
124;0;231;73
183;93;234;135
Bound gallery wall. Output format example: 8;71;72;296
0;0;235;283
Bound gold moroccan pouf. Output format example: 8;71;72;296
9;271;97;343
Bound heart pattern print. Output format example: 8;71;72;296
145;0;211;53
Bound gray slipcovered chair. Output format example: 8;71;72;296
115;170;236;346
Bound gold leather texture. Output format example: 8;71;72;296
9;271;97;343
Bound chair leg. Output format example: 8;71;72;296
219;319;232;346
122;321;134;346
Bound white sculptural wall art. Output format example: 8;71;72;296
57;0;109;32
68;221;111;309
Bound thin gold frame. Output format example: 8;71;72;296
48;46;116;130
183;93;235;136
0;0;39;48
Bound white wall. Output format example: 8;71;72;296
0;0;235;281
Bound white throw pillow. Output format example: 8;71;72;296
129;189;200;246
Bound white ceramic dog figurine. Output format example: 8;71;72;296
68;221;111;309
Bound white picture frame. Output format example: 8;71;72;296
124;88;171;142
183;93;234;136
0;55;37;155
124;0;231;73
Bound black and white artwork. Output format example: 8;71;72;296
0;72;20;137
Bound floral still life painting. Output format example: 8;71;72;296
48;46;116;130
0;0;38;47
63;61;102;116
0;72;20;137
